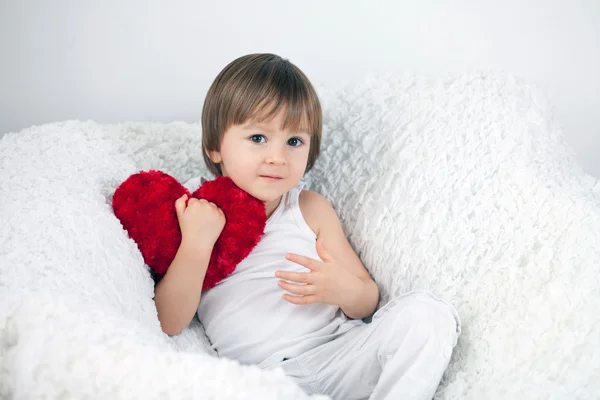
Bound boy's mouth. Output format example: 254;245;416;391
260;175;283;181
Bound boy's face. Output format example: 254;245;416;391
208;109;311;215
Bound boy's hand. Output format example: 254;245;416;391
275;237;362;308
174;194;226;252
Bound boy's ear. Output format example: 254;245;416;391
206;149;222;164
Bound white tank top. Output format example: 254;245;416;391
191;180;362;368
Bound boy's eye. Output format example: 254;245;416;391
250;134;266;143
287;137;304;147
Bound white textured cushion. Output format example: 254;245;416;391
308;73;600;398
0;72;598;399
0;121;324;400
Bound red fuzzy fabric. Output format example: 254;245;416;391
112;170;266;291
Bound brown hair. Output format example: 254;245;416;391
201;53;322;176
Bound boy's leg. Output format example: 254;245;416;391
276;291;461;400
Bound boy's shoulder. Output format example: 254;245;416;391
298;190;339;236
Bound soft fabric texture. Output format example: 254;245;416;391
1;72;599;399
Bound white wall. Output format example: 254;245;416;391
1;0;599;176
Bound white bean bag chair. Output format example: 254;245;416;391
1;73;598;399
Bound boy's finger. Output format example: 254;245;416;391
278;281;315;296
275;270;313;284
282;293;317;305
285;253;320;271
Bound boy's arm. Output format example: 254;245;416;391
299;191;379;319
154;194;225;336
154;241;211;336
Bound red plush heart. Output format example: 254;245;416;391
112;170;266;291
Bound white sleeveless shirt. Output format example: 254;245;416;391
188;179;362;368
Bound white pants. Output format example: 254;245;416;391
269;291;461;400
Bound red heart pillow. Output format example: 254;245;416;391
112;170;266;291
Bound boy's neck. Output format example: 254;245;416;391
264;196;282;219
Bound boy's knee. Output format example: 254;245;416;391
379;292;460;358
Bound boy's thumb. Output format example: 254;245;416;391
174;194;188;219
316;236;332;262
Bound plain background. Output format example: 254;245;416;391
1;0;599;176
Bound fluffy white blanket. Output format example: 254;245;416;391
1;73;599;399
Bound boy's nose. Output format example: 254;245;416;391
265;147;286;165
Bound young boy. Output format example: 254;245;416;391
154;53;461;400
